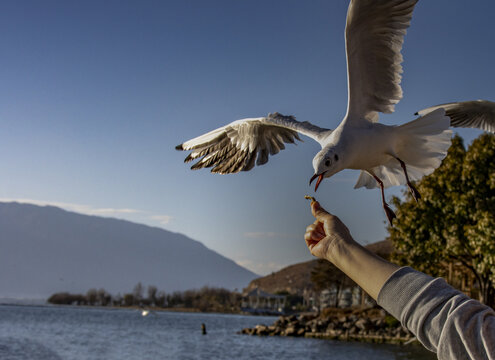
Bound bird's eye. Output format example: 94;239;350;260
334;154;339;161
325;160;330;166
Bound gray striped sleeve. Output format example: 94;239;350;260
377;267;495;360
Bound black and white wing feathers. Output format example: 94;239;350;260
416;100;495;133
176;113;331;174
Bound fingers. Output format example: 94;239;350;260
305;200;353;260
309;200;350;237
311;201;337;228
304;224;315;239
304;231;319;252
304;226;318;242
304;222;327;256
305;221;325;239
311;201;330;219
304;229;314;246
313;221;325;238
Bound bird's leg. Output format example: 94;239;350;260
395;157;421;203
371;174;396;226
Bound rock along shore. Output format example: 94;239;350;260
239;308;416;345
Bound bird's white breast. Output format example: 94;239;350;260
340;123;398;170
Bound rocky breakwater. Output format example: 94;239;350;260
239;308;416;344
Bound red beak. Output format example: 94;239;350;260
309;172;325;192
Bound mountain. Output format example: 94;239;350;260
243;240;393;295
0;202;258;299
244;260;318;295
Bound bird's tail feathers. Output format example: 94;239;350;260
398;108;450;136
354;109;452;189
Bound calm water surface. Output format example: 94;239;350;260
0;305;435;360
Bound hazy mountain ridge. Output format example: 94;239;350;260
0;202;258;299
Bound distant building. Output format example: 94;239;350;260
241;288;286;315
315;286;375;310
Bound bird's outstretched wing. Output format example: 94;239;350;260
344;0;418;125
176;113;331;174
416;100;495;133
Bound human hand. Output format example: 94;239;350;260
304;201;353;261
304;200;398;300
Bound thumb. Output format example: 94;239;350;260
311;201;331;220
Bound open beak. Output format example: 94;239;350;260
309;172;326;192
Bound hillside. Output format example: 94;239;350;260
244;240;393;295
0;202;258;299
244;260;318;295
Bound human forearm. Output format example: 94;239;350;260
325;235;398;300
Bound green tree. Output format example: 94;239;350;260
97;288;111;306
123;293;135;307
390;134;495;307
48;292;85;305
113;293;123;306
155;291;167;307
86;288;98;306
133;282;144;305
147;285;158;306
167;291;183;307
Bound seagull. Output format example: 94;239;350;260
417;100;495;133
138;307;155;317
176;0;479;225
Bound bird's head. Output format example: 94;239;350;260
310;147;342;191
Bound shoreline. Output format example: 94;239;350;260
0;302;243;315
239;307;418;345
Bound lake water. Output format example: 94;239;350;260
0;305;436;360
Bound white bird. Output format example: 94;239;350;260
139;307;157;317
176;0;486;225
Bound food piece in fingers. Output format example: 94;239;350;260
304;195;316;203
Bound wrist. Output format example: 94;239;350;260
324;233;357;265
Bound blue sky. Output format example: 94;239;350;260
1;0;493;275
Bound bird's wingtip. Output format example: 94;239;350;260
414;111;419;116
175;144;184;151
